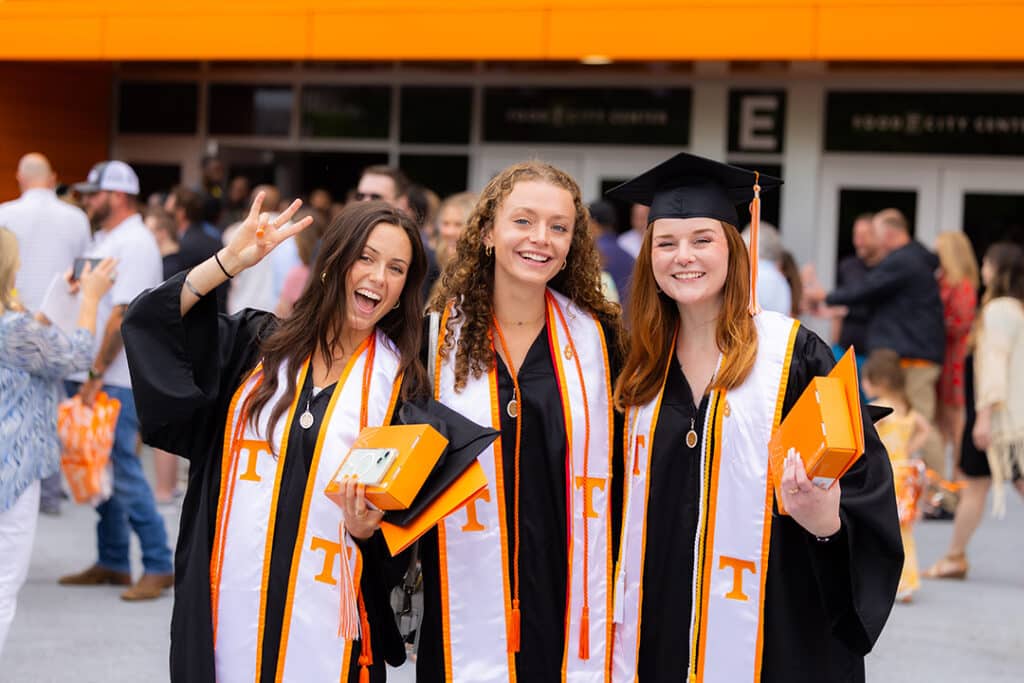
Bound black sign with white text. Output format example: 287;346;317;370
826;91;1024;156
483;87;691;145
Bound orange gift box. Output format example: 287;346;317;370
324;424;448;511
768;348;865;515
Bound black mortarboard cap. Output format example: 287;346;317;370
605;152;782;227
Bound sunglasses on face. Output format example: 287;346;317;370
355;192;384;201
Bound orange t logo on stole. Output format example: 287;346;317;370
719;556;757;601
237;440;270;483
461;487;491;532
575;476;607;519
309;536;354;585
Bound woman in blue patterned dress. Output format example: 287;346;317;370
0;226;115;657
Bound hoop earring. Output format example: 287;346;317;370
393;300;400;310
320;271;327;284
485;245;493;257
561;259;568;271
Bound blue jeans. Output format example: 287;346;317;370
65;382;173;575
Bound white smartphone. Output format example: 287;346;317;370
338;447;399;486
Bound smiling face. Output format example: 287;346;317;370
484;180;575;291
343;222;412;336
650;217;730;312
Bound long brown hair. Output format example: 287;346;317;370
981;241;1024;305
429;161;623;392
614;220;758;410
245;201;429;441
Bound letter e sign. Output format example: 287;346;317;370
728;90;786;154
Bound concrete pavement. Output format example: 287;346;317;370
3;460;1023;682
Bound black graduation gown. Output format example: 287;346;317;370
121;271;405;683
636;326;902;682
412;322;623;682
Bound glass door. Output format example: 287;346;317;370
940;162;1024;266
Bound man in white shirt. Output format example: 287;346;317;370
57;161;174;602
741;221;793;316
0;153;91;515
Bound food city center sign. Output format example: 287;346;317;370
826;91;1024;156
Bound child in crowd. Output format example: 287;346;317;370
862;349;931;602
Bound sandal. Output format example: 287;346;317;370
923;554;968;580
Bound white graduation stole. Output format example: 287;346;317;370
209;330;402;683
434;290;613;683
613;311;798;683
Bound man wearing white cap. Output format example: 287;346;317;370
58;161;174;601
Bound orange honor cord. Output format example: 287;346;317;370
748;171;762;316
492;318;523;654
332;336;377;672
549;298;593;661
356;335;377;675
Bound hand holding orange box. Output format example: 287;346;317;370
325;424;448;511
768;348;865;515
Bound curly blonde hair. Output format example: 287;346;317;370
429;161;623;392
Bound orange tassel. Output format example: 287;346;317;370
359;664;370;683
510;600;521;653
748;171;762;316
578;606;590;660
336;523;361;640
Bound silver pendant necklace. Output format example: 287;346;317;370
299;397;315;430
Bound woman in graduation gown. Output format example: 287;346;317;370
415;161;624;681
121;195;429;683
609;153;903;682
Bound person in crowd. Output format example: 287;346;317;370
308;187;333;225
273;208;324;318
428;191;476;303
218;175;251;230
588;199;634;305
862;349;931;603
166;186;227;312
363;161;623;680
609;153;901;682
817;208;945;475
198;156;226;226
57;160;174;602
144;207;188;505
926;242;1024;580
933;230;979;478
145;209;183;280
122;195;426;682
616;202;649;258
0;152;92;515
0;227;116;657
828;213;880;359
356;165;410;211
779;250;804;318
405;183;442;299
224;184;283;314
741;221;792;316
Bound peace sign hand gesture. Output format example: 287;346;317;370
222;191;314;274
